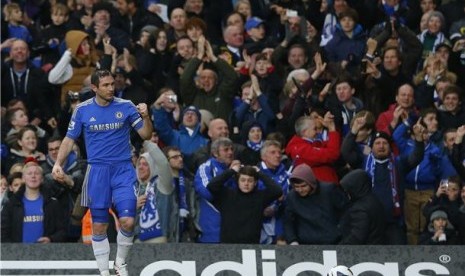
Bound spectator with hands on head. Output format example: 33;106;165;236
207;164;282;244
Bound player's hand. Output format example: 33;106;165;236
137;103;149;118
52;164;65;182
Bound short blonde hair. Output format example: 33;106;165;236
51;3;69;16
3;3;21;21
22;161;43;174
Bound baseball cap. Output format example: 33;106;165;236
245;17;264;32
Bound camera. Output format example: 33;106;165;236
286;9;298;17
167;95;177;103
440;179;449;188
68;91;80;102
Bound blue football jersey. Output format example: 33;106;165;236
67;97;143;164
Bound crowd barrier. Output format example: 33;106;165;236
1;243;464;275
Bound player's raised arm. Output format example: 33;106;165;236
136;103;153;140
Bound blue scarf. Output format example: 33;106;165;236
259;161;290;244
176;170;189;213
175;171;189;237
247;140;264;152
365;153;401;217
382;1;407;25
138;176;163;241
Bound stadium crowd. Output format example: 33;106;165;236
1;0;465;246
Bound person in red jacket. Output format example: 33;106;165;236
285;112;340;183
376;83;418;135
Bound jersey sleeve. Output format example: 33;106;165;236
127;102;143;131
66;106;83;140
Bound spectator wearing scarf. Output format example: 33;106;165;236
194;138;237;243
258;140;290;244
163;146;195;242
135;141;175;243
342;114;426;244
238;121;264;166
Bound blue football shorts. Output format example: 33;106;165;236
81;162;137;211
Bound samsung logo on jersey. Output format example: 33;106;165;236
89;122;124;131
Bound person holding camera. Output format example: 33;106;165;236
392;108;457;244
151;90;208;172
423;176;463;232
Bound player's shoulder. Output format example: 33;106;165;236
113;97;135;106
75;98;94;110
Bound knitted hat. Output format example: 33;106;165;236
141;25;158;38
371;131;392;147
290;164;317;188
430;210;448;222
240;120;263;144
427;209;454;232
182;105;201;121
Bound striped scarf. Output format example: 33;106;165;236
247;140;264;152
365;153;402;217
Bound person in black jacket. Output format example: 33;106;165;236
284;163;348;245
339;169;386;245
114;0;164;42
207;164;282;243
419;209;460;245
1;39;56;132
1;161;66;243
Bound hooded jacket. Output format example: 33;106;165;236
135;141;175;242
339;169;386;245
48;30;99;106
